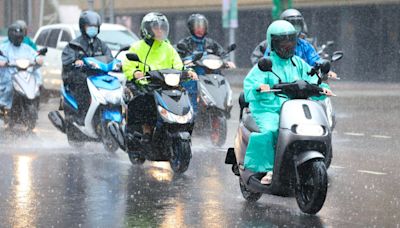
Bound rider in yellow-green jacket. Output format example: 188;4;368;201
243;20;334;185
122;12;197;159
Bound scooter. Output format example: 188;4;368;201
0;47;47;131
225;57;339;214
48;46;129;152
109;53;195;174
181;43;236;147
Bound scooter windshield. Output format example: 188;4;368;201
83;56;119;73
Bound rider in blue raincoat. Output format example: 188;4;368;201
264;9;337;78
176;14;235;114
0;23;42;112
243;20;334;185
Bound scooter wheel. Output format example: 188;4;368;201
295;160;327;214
170;140;192;174
239;176;262;202
66;122;84;148
128;152;145;165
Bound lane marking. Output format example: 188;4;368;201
330;165;345;169
371;135;392;139
357;170;387;175
344;132;365;136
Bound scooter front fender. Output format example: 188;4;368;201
295;151;325;168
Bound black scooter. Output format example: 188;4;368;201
225;57;338;214
109;53;196;174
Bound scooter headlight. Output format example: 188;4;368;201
199;83;216;106
295;124;325;136
164;73;180;87
157;105;193;124
15;59;31;70
13;81;25;95
202;59;223;70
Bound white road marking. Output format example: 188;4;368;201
330;165;345;169
371;135;392;139
357;170;387;175
344;132;365;136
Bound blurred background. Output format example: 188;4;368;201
1;0;399;81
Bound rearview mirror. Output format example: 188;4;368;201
176;43;187;50
258;57;273;72
326;41;334;47
331;51;344;62
227;43;237;52
192;51;203;62
119;45;130;52
38;47;48;56
126;53;141;62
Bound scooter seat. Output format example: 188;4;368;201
243;113;260;133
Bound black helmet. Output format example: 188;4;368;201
280;9;305;36
187;14;208;37
140;12;169;41
79;10;102;37
8;23;24;47
15;20;28;36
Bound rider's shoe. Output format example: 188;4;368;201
260;171;273;185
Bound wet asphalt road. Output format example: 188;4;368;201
0;81;399;227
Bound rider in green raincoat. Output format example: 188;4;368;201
243;20;333;183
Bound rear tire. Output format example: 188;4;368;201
239;176;262;202
295;160;327;214
169;140;192;174
66;122;84;148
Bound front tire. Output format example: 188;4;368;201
210;114;227;147
239;176;262;202
101;121;119;153
295;160;328;214
169;140;192;174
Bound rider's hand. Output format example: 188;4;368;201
74;60;84;67
35;56;44;65
259;84;270;92
225;61;236;69
188;71;198;80
134;71;144;79
322;88;336;96
327;71;338;79
0;61;7;67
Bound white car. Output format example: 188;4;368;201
33;23;139;91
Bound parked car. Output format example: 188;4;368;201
33;23;139;91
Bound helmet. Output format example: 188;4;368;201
8;23;24;47
79;11;102;38
187;14;208;38
140;12;169;41
266;20;297;59
15;20;27;36
280;9;305;36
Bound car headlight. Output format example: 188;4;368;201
164;73;180;87
199;83;216;106
157;105;193;124
295;124;325;136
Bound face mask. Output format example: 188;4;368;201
86;26;98;38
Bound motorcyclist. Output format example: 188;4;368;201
0;23;43;127
243;20;334;185
61;10;112;126
122;12;197;156
2;20;37;51
176;13;235;113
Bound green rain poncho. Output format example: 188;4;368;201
243;20;329;173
